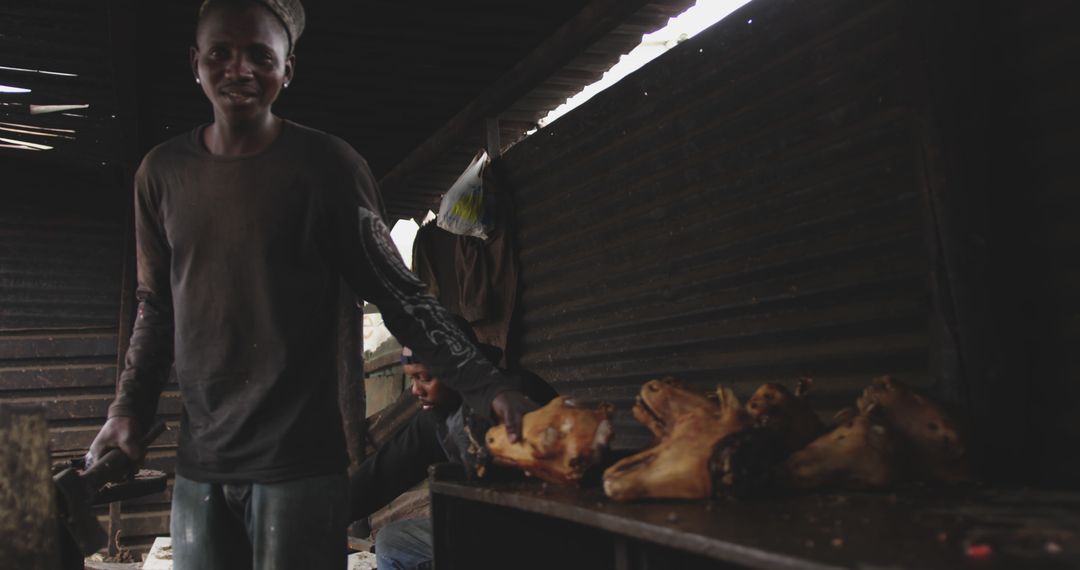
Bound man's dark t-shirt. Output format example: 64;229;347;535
109;121;521;482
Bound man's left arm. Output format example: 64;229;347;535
323;158;536;439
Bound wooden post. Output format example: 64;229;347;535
339;285;369;539
0;405;60;570
485;117;501;159
106;0;143;556
379;0;658;200
338;282;367;472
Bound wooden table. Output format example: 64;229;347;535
430;468;1080;569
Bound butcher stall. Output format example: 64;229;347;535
412;0;1080;567
2;0;1080;567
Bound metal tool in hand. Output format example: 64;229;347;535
53;419;167;556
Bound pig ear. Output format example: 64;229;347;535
861;403;890;424
872;375;898;390
659;376;682;387
832;407;858;424
795;377;814;397
715;386;741;411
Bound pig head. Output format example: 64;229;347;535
486;396;615;485
745;378;825;454
856;376;971;482
777;407;897;490
603;383;752;501
631;377;715;439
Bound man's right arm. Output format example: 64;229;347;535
89;167;174;466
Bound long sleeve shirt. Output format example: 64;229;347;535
109;120;520;482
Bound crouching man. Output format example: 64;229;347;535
351;318;556;570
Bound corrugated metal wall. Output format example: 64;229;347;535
0;162;125;456
0;159;178;551
501;0;935;450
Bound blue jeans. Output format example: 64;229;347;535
375;518;433;570
171;472;348;570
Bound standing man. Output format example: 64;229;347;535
86;1;535;568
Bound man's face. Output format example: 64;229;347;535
191;3;294;122
405;361;447;412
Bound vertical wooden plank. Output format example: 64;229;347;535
429;463;464;570
0;405;60;570
338;282;366;471
106;0;144;555
106;0;141;383
486;117;502;158
613;536;632;570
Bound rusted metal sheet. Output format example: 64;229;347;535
500;0;934;450
0;0;121;170
0;161;177;553
0;221;123;330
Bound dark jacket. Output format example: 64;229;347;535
350;370;556;521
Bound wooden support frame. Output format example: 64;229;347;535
337;284;367;476
379;0;657;198
105;0;142;556
486;116;501;159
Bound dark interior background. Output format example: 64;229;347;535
499;0;1080;487
1;0;1078;554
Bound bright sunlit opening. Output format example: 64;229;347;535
30;104;90;115
390;218;420;268
0;65;78;78
365;210;437;351
534;0;753;131
0;136;53;151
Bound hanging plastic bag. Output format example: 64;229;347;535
437;149;493;239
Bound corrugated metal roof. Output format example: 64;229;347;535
0;1;122;169
1;0;691;203
0;0;698;552
379;0;697;221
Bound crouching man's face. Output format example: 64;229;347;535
402;347;449;412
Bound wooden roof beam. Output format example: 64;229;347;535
378;0;656;211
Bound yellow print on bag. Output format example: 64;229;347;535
449;190;484;223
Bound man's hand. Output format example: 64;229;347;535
491;390;539;444
86;416;146;469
